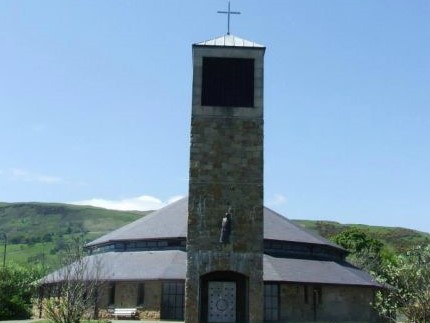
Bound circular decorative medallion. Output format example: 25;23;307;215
216;298;229;312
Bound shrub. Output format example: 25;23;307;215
0;263;44;319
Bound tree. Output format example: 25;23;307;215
40;238;104;323
331;228;385;273
0;263;44;320
374;245;430;323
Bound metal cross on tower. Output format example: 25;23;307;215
217;1;241;35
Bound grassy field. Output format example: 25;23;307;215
0;202;149;268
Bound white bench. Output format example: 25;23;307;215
112;308;138;319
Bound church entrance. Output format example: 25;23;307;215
200;271;248;323
208;281;236;322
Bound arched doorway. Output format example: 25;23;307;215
200;271;248;323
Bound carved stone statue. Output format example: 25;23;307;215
219;209;232;244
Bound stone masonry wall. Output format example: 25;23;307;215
138;281;162;320
115;281;136;307
186;116;264;323
107;281;161;319
280;284;313;322
317;285;379;322
280;283;383;323
188;117;264;253
186;44;265;323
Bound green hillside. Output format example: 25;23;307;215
0;202;149;268
1;202;429;269
293;220;430;253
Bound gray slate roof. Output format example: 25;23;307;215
263;255;380;287
42;250;186;283
43;250;380;287
87;198;188;247
195;34;264;48
87;197;342;251
263;207;341;249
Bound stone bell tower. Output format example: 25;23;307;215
185;34;265;323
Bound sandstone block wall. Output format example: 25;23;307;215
186;44;265;323
279;283;383;323
104;280;162;319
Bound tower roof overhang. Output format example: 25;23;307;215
194;34;265;50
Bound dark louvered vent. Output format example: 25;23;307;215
201;57;254;107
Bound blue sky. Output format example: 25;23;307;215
1;1;429;233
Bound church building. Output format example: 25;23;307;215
41;32;384;323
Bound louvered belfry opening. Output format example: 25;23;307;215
201;57;254;107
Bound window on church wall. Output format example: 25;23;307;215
313;286;322;305
304;285;322;305
201;57;254;107
45;285;55;298
167;239;182;247
83;285;89;302
265;240;315;258
108;282;116;306
161;281;184;320
271;242;282;249
147;241;157;248
137;283;145;306
127;241;138;250
264;283;279;321
114;243;125;251
92;244;115;254
312;246;331;257
284;243;311;253
304;285;309;304
157;241;168;247
93;286;99;306
118;239;186;252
